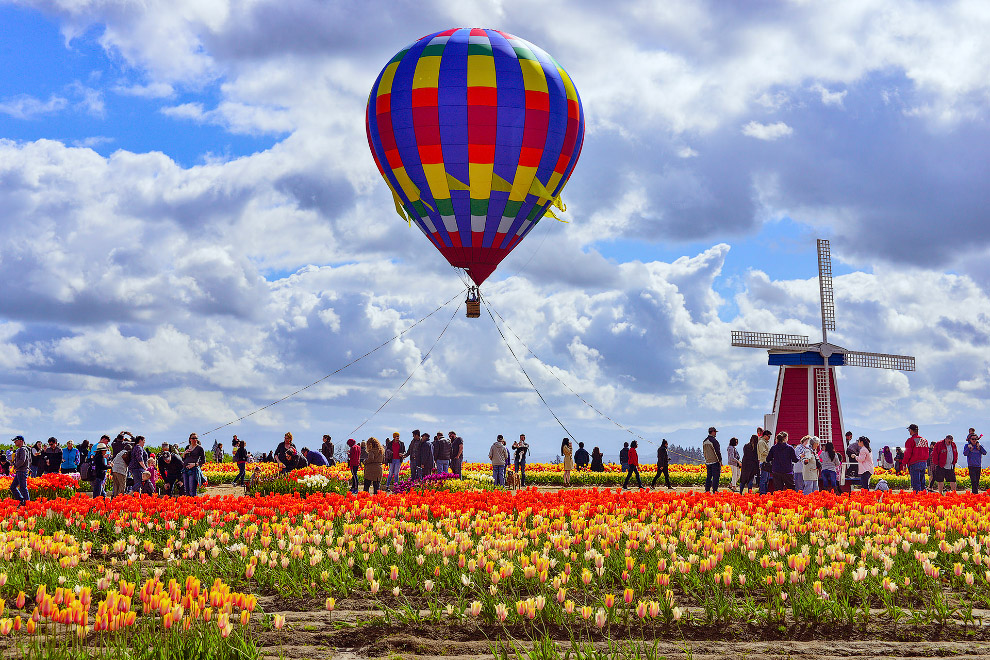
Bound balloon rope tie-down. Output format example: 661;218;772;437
484;299;695;463
199;289;465;438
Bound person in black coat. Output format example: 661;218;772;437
590;447;605;472
738;435;760;494
158;449;184;496
91;443;110;498
574;442;590;470
651;439;672;489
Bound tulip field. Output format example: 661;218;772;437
1;483;990;659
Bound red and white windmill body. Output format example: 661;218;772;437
731;239;916;453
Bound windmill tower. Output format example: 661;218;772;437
731;239;916;453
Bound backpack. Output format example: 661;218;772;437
120;444;133;466
79;459;93;481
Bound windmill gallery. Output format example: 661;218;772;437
731;239;917;457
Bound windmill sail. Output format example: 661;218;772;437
842;351;916;371
817;239;836;340
731;331;810;350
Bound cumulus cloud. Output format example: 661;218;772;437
0;94;67;119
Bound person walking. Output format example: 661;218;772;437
181;434;206;497
801;436;821;494
932;434;960;494
450;432;464;479
619;442;629;473
738;435;759;494
757;430;772;494
857;436;874;491
346;439;361;494
363;437;385;494
90;442;110;498
384;433;405;491
433;432;451;474
703;427;722;493
651;439;672;489
9;436;30;506
590;447;605;472
767;432;798;492
727;437;741;490
512;434;530;487
232;440;249;486
819;441;842;494
963;430;985;494
622;440;643;490
903;424;930;493
561;438;574;486
489;435;508;486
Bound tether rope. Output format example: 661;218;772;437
201;289;465;437
485;299;699;464
349;300;460;437
484;300;576;442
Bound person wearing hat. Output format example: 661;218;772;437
903;423;930;493
9;436;30;506
384;432;405;492
703;427;722;493
91;442;110;498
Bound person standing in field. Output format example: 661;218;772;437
561;438;574;486
91;442;110;498
182;434;206;497
622;440;643;490
963;429;985;494
418;434;435;477
363;437;385;494
574;442;590;471
819;441;842;494
128;436;149;493
767;431;797;492
619;442;629;473
932;434;959;494
450;432;464;479
405;430;422;480
110;440;132;498
757;430;772;494
9;436;30;506
856;436;874;491
512;434;530;487
384;433;405;491
590;446;605;472
233;440;249;487
321;435;335;465
433;432;451;474
800;436;821;494
346;439;361;494
489;435;508;486
727;437;741;490
651;439;672;489
703;427;722;493
738;435;759;494
894;447;904;475
904;423;930;493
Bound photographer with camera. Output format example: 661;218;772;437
963;428;986;494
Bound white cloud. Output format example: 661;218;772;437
811;82;848;107
114;81;175;98
0;94;68;119
741;121;794;141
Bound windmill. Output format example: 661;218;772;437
731;239;916;453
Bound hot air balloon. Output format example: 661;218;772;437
366;28;585;311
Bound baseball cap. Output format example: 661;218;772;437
12;435;24;442
708;426;718;433
907;423;919;431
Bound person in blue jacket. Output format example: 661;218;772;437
963;429;986;494
61;441;80;474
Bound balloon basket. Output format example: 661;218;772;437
466;300;481;318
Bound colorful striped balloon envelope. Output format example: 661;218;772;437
366;28;585;286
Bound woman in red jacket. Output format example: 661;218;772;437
347;439;361;494
622;440;643;490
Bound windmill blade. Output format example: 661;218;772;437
842;351;916;371
817;239;836;335
731;330;810;350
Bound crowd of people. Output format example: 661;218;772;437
695;424;985;496
6;422;984;505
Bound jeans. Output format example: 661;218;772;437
759;469;772;494
820;469;838;492
350;466;359;493
493;465;506;486
704;463;720;492
620;462;628;474
794;473;805;493
452;457;462;478
730;465;740;489
803;479;819;494
9;471;29;505
385;459;402;490
92;474;106;498
651;465;670;489
909;462;927;492
182;469;199;497
623;465;642;489
233;463;246;486
409;458;419;481
514;460;527;486
970;466;981;494
128;469;144;493
436;460;449;474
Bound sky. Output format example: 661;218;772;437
1;0;989;461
